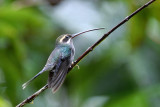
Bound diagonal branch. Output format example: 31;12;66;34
16;85;48;107
16;0;156;107
69;0;156;70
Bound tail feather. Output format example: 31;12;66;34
22;70;44;89
48;70;63;88
52;71;67;92
48;67;68;93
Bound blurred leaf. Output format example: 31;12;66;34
0;97;12;107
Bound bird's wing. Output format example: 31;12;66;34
48;47;72;92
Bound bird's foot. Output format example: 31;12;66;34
30;101;34;104
76;65;80;69
70;61;80;69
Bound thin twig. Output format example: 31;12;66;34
16;0;156;107
16;85;48;107
69;0;156;69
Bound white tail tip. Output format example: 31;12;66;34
22;82;28;90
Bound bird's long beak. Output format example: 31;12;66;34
71;28;105;39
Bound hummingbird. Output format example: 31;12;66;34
22;28;104;92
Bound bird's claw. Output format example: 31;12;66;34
30;101;34;104
70;61;80;69
76;65;80;69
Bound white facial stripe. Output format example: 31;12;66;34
59;36;66;43
67;38;71;44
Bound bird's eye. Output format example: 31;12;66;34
62;35;70;42
66;36;69;38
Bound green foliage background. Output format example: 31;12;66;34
0;0;160;107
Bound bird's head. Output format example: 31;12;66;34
56;34;73;46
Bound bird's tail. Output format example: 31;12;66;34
22;70;44;89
